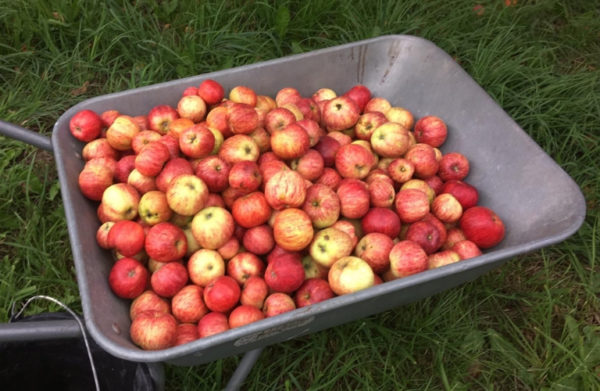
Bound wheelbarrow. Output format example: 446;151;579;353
0;35;586;388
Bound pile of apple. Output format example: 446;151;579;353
70;80;505;351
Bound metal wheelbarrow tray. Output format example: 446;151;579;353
3;35;586;365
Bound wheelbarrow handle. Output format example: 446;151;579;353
0;120;53;153
0;319;81;342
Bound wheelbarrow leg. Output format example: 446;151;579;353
224;347;264;391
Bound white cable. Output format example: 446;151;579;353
11;295;100;391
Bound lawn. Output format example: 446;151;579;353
0;0;598;390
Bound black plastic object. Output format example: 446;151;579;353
0;312;163;391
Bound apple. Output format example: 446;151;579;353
130;130;162;155
108;257;148;299
166;174;209;216
290;149;324;181
228;160;262;191
405;220;443;254
187;249;225;286
312;88;337;102
395;188;430;223
100;109;120;128
249;126;270;153
400;179;436;204
263;292;296;317
171;284;208;323
175;323;199;346
274;87;301;107
227;252;265;285
229;85;257;106
387;158;415;184
130;310;178;350
107;220;145;257
354;111;388;141
150;261;188;298
354;232;394;274
385;107;414;130
294;278;335;308
370;122;411;158
218;134;260;164
96;221;115;249
206;106;230;136
364;97;391;115
240;276;269;308
155;158;193;192
264;169;306;210
309;227;354;268
272;208;314;252
441;180;479;210
133;142;169;178
194;156;231;193
296;119;323;148
322;95;360;131
69;109;103;142
328;256;375;296
197;312;230;338
451;239;483;260
177;94;207;122
414;115;447;147
313;135;341;167
138;190;172;226
198;79;225;105
144;222;187;262
404;143;440;179
229;305;265;328
179;124;215;159
226;192;271;230
389;240;428;278
82;138;119;161
432;193;463;223
343;84;371;113
334;143;375;179
459;206;505;249
302;184;340;228
78;162;113;201
361;207;401;238
217;236;240;260
280;102;304;121
106;115;140;151
191;206;235;250
264;107;296;134
437;152;470;182
301;255;329;280
336;179;370;219
228;102;260;134
442;227;467;250
368;179;395;208
424;175;444;196
127;168;157;194
129;290;170;321
148;104;179;135
182;86;199;96
327;131;352;146
270;123;310;160
315;167;342;189
242;225;275;255
203;275;241;313
166;117;195;139
427;250;461;269
256;94;277;113
101;183;140;221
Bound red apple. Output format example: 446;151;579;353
313;135;341;167
203;275;241;313
336;179;370;219
343;84;371;113
230;191;272;229
197;79;225;105
129;290;170;321
263;292;296;317
187;249;226;286
197;312;230;338
414;115;447;147
106;115;140;151
78;162;114;201
354;232;394;274
127;168;157;194
175;323;199;346
69;109;103;142
302;184;341;228
275;87;301;107
171;284;208;323
442;227;467;250
424;175;444;195
459;206;505;249
334;143;375;179
229;85;257;106
227;252;265;285
315;167;342;189
427;250;461;269
322;95;360;131
194;156;231;193
182;86;199;96
395;189;430;223
452;239;483;260
145;222;187;262
265;252;305;293
294;278;335;308
130;310;178;350
361;207;401;238
107;220;146;257
404;143;439;179
388;158;415;184
312;88;337;102
206;106;230;136
264;169;306;210
400;179;436;204
229;305;265;328
148;104;179;135
370;122;411;158
96;221;115;249
328;256;375;296
191;206;235;250
364;97;391;115
218;134;260;164
101;183;140;221
432;193;463;224
82;138;119;161
228;160;262;191
290;149;324;181
296;118;323;147
354;111;388;141
150;261;188;298
100;109;120;128
405;220;443;254
389;240;428;278
155;158;193;192
272;208;314;252
228;102;260;134
368;179;396;208
166;117;195;139
438;152;470;182
108;257;148;299
242;225;275;255
240;276;269;309
270;123;310;160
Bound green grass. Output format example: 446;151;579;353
1;0;599;389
